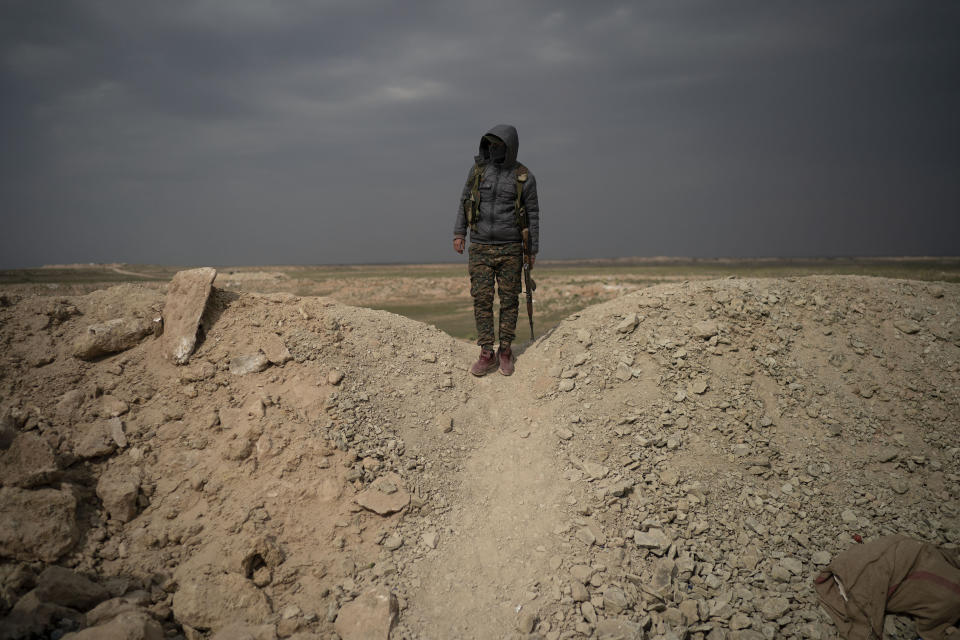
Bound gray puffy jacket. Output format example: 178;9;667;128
453;124;540;255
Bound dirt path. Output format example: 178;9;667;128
401;350;570;638
110;266;160;279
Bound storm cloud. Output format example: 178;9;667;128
2;0;958;267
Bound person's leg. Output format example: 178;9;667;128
493;245;522;375
469;244;499;376
469;244;496;350
494;246;523;349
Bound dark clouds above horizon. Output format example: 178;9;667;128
2;1;958;268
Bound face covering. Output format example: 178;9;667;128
484;135;507;163
488;141;506;163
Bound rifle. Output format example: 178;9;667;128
521;228;536;340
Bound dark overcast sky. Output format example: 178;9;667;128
2;1;958;268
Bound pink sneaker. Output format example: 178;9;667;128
470;348;498;377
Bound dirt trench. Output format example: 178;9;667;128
399;346;570;638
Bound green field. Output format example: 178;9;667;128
3;257;957;341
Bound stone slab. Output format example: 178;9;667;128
161;267;216;365
0;487;79;562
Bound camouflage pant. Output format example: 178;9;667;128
468;242;523;349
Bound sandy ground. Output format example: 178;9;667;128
0;272;958;639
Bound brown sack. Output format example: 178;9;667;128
815;535;960;640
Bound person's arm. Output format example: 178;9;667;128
524;171;540;260
453;165;474;251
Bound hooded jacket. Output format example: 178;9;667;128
453;124;540;254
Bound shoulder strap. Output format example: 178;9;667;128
466;162;484;232
514;163;528;230
515;163;528;183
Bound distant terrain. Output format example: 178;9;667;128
3;258;959;342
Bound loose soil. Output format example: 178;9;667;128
0;273;958;640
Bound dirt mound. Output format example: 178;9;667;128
0;274;957;639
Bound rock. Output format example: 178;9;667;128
615;363;633;381
237;536;286;580
693;319;719;339
570;581;589;602
230;353;270;376
355;474;410;515
172;568;272;631
224;437;254;461
893;319;921;335
96;465;141;523
596;617;643;639
558;379;575;392
679;598;700;623
689;379;708;395
73;421;117;459
555;427;574;440
759;596;790;620
662;607;685;627
0;432;58;488
576;527;596;546
62;610;163;640
55;389;86;424
85;596;148;626
634;528;669;551
334;588;398;640
730;613;752;630
161;267;217;365
581;601;597;624
603;586;628;614
73;317;156;361
811;551;831;566
421;531;439;549
0;413;15;451
96;395;129;418
210;624;278;640
890;479;909;495
517;609;538;633
582;462;609;480
1;590;84;639
382;534;403;551
570;564;594;584
606;478;634;498
0;487;79;562
437;415;454;433
328;370;345;385
650;558;677;595
840;509;858;524
877;447;899;463
179;361;216;382
780;558;803;576
617;314;639;334
737;546;761;571
33;566;109;610
260;333;292;365
109;418;128;448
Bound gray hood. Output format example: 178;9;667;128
477;124;519;167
